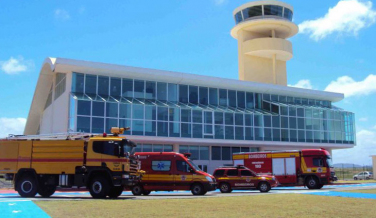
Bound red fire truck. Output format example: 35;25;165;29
232;149;334;189
131;152;216;195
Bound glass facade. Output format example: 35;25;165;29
235;4;293;24
70;73;356;144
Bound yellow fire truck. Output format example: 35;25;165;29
0;128;141;199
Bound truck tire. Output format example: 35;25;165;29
306;177;319;189
143;190;151;196
108;186;124;199
17;175;38;197
258;182;271;193
132;185;143;196
89;176;110;199
219;183;232;193
38;185;56;198
191;183;205;195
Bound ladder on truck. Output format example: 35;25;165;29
4;132;95;141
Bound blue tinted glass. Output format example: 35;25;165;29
245;114;253;126
283;8;293;21
134;80;144;98
264;115;271;128
193;124;202;138
192;110;202;123
132;120;143;135
200;146;209;160
169;122;180;137
225;113;234;125
98;76;109;96
169;108;180;122
235;127;244;140
145;81;156;100
235;113;243;126
168;84;178;102
119;119;131;134
215;112;223;124
228;90;236;107
122;79;133;97
106;102;118;118
235;11;243;24
264;128;272;141
209;88;218;105
145;105;156;120
92;101;104;117
179;85;188;103
181;123;191;138
110;77;121;97
199;87;208;105
105;118;118;133
264;5;283;16
72;73;84;93
215;125;224;139
246;92;254;108
181;109;191;122
225;126;234;139
212;146;221;160
157;122;168;136
77;116;90;132
77;100;91;116
119;103;131;118
222;147;231;160
243;6;262;19
189;86;198;104
85;75;97;94
219;89;227;106
157;107;168;121
237;91;245;108
132;104;144;119
273;129;280;141
245;127;253;140
157;82;167;101
254;115;263;127
92;117;104;133
145;121;156;136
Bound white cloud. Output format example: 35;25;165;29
0;118;27;138
325;74;376;97
213;0;227;6
55;9;70;20
359;117;368;122
333;129;376;165
299;0;376;41
0;56;33;75
288;80;313;89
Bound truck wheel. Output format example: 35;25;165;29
132;185;143;196
89;177;110;199
108;186;124;199
219;183;232;193
143;190;151;196
17;175;38;197
191;183;205;195
258;182;271;193
38;185;56;198
306;177;319;189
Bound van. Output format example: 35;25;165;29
132;152;216;195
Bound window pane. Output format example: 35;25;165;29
119;119;131;134
273;129;280;141
235;127;244;140
157;82;167;101
179;85;188;103
157;107;168;121
143;145;153;152
72;73;84;93
215;112;223;124
289;117;297;129
255;127;263;140
168;84;178;102
225;126;234;139
289;107;297;117
164;145;173;152
92;117;104;133
193;124;202;138
264;115;271;128
169;108;180;122
110;77;121;97
189;86;198;104
234;11;243;24
209;88;218;105
243;5;262;19
199;87;208;105
298;118;304;129
151;161;171;171
92;101;104;117
264;5;283;16
77;116;90;132
105;118;118;133
281;129;289;141
215;125;224;139
119;103;131;118
297;108;304;117
132;104;144;119
298;130;305;142
235;113;243;126
192;110;202;123
153;145;163;152
181;123;191;138
281;106;288;116
98;76;109;96
157;122;168;136
132;120;143;135
189;146;199;160
145;105;156;120
122;79;133;97
237;91;245;108
145;121;156;136
222;147;231;160
145;81;156;100
290;130;297;142
254;115;263;127
134;80;144;98
232;147;240;155
106;102;118;118
77;100;91;116
225;113;234;125
200;146;209;160
284;8;293;20
228;90;236;107
246;92;254;108
169;122;180;137
245;127;253;140
85;75;97;94
212;146;221;160
245;114;253;126
281;116;288;128
219;89;227;106
264;128;272;141
181;109;191;122
272;116;280;128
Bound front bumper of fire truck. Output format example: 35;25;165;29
121;174;140;186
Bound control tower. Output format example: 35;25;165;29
231;0;298;86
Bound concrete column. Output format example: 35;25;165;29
372;156;376;177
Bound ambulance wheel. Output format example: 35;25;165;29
219;183;232;193
191;183;205;195
89;176;110;199
132;185;143;196
108;186;124;198
306;177;319;189
143;190;151;196
258;182;271;193
38;184;56;198
17;175;38;197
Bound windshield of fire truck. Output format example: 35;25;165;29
122;139;136;155
326;156;333;168
188;160;201;172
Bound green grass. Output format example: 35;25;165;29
36;194;376;218
342;189;376;194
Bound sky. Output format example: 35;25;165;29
0;0;375;165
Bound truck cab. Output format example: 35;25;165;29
132;152;216;195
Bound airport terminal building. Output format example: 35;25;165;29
24;1;355;173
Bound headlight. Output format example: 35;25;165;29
122;174;130;179
205;176;213;182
